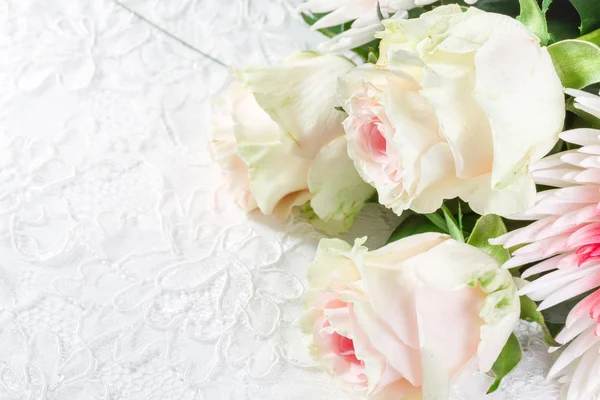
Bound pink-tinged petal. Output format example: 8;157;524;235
574;168;600;184
568;290;600;325
346;303;398;395
490;217;554;248
352;301;422;386
520;264;600;300
414;285;485;376
578;144;600;156
548;327;600;379
531;152;571;171
566;342;600;400
524;200;587;217
358;233;449;348
555;186;600;204
560;128;600;146
562;152;600;168
531;167;584;187
567;223;600;248
521;254;565;279
553;205;600;230
555;316;596;349
538;270;600;310
503;252;546;269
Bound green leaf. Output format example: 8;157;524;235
487;333;522;393
518;0;550;45
579;28;600;47
548;39;600;89
387;214;447;244
467;214;510;264
570;0;600;34
366;191;378;203
441;204;464;242
424;212;449;234
542;0;552;13
520;295;561;346
457;202;463;234
545;0;582;43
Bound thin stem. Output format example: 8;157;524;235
424;212;449;234
112;0;228;68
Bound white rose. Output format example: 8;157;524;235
210;52;375;233
339;5;565;217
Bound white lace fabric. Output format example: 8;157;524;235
0;0;566;398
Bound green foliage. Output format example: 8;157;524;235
548;39;600;89
467;214;510;264
441;204;464;242
570;0;600;34
424;212;450;233
517;0;550;45
542;0;552;12
387;214;447;244
579;28;600;47
487;333;523;393
520;295;560;346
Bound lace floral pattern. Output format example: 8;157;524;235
0;0;568;398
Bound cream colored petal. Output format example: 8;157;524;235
415;285;485;377
357;233;449;348
410;142;463;213
272;190;313;220
306;238;360;290
235;132;312;216
238;53;355;159
459;172;537;217
308;136;375;233
473;34;565;191
420;67;493;179
435;7;533;55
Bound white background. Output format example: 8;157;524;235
0;0;566;398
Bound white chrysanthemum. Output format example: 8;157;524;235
298;0;438;53
492;90;600;400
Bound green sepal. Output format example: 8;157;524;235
487;333;523;393
387;214;447;244
569;0;600;35
467;215;510;264
520;295;561;346
517;0;550;45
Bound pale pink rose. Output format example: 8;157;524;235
339;5;565;217
210;53;375;233
301;233;519;398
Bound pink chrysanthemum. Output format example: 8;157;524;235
492;90;600;400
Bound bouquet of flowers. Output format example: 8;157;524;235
210;0;600;398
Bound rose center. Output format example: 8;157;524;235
362;119;388;163
332;331;361;365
